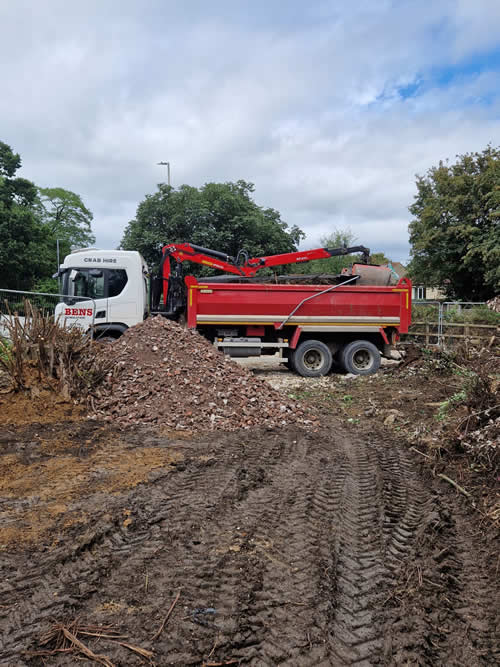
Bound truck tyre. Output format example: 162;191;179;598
341;340;381;375
281;350;296;372
292;340;332;377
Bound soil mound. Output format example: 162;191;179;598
0;384;84;426
93;317;312;431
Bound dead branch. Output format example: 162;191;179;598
410;446;432;459
438;473;472;498
151;590;181;641
115;641;154;659
61;627;115;667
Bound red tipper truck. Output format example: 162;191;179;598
153;242;412;376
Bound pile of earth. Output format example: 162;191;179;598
92;316;315;431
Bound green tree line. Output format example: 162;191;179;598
408;145;499;301
0;141;95;291
3;138;497;302
120;180;305;274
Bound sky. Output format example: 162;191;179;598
1;0;499;263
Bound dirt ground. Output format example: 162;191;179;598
0;358;499;666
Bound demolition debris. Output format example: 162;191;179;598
93;317;313;431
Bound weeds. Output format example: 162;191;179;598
444;305;500;325
0;337;12;365
411;304;500;325
431;345;499;471
437;389;468;421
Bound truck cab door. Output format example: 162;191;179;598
106;268;138;327
87;269;108;325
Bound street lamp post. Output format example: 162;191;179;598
56;239;63;293
157;161;171;186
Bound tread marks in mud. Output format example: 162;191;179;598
326;442;384;666
375;451;498;667
236;446;350;666
2;424;497;667
0;454;234;663
146;436;314;663
377;446;429;571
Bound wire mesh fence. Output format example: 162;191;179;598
405;301;441;345
404;300;498;348
0;289;95;340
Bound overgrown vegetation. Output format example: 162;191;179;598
420;345;499;472
411;304;500;324
444;305;500;325
0;301;112;397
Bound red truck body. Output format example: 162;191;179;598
185;275;412;348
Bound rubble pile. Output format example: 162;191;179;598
93;317;313;431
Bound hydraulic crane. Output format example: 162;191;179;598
152;241;372;315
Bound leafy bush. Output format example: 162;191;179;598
32;277;60;295
411;304;439;322
444;305;500;325
0;337;12;364
412;304;500;325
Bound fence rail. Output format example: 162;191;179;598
408;321;498;346
404;300;499;347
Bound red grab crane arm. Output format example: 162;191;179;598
160;242;244;305
159;242;370;305
240;245;370;276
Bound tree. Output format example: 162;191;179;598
0;142;53;290
0;142;96;292
36;187;95;249
369;251;390;265
294;228;362;274
408;146;500;301
121;180;304;272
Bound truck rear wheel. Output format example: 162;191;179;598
341;340;381;375
292;340;332;377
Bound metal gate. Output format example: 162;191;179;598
406;301;497;348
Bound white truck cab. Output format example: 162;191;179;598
54;249;148;338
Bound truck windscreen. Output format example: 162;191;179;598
62;268;128;302
63;269;105;300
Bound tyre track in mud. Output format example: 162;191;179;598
0;429;317;664
378;484;500;666
1;423;498;666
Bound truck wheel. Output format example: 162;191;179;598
281;351;296;372
292;340;332;377
95;335;116;344
341;340;381;375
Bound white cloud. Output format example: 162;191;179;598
0;0;499;264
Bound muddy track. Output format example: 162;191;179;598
1;423;498;666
